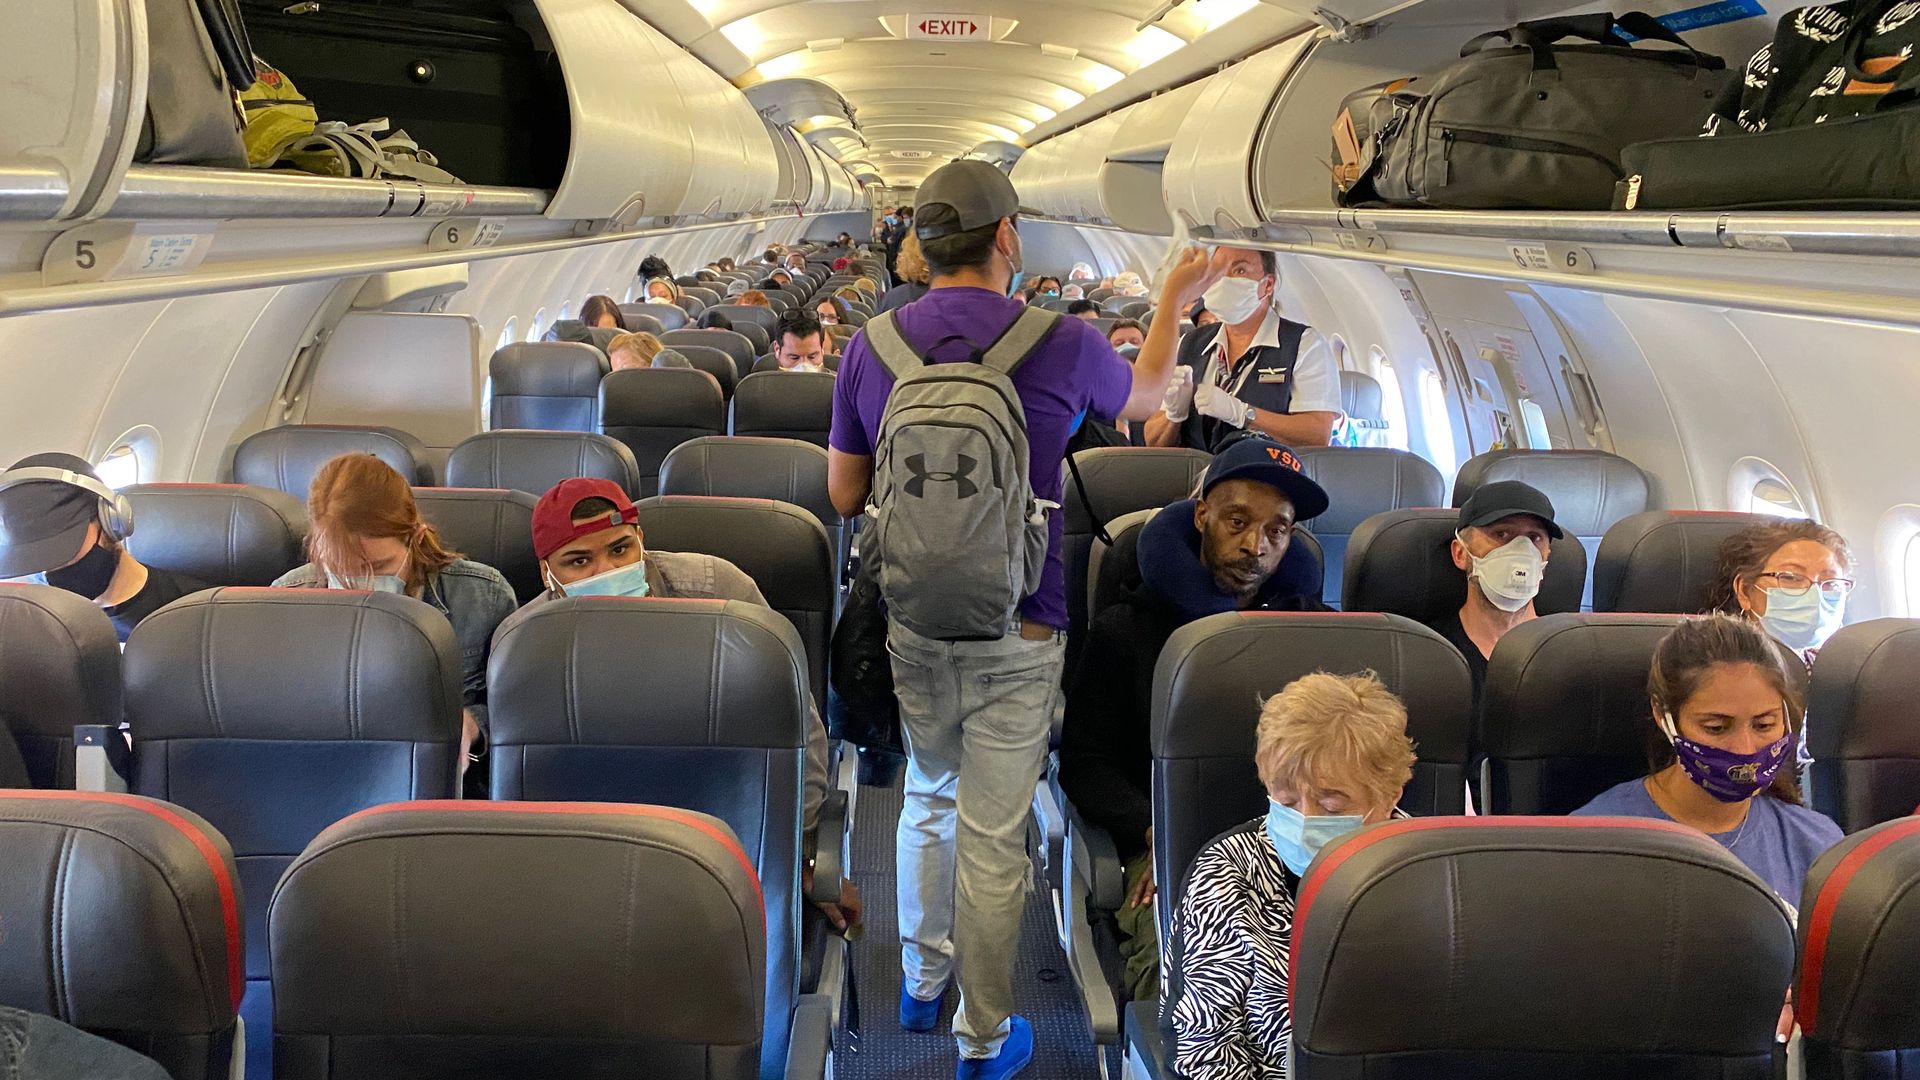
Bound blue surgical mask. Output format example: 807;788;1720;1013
1264;799;1366;878
558;559;651;599
326;572;407;594
1759;586;1846;653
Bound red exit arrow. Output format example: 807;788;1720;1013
918;18;978;34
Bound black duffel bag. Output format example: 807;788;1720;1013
1342;12;1730;210
1618;1;1920;210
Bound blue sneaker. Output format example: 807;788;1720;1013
955;1015;1034;1080
899;982;947;1032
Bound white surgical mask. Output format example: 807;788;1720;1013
1758;586;1846;653
326;572;408;594
1201;276;1265;325
1460;532;1546;612
555;559;651;599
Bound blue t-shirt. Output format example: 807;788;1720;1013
1573;778;1843;911
829;287;1134;630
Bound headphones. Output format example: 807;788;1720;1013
0;466;135;544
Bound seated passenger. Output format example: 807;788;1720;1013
1574;614;1842;911
764;270;794;290
1188;299;1218;328
715;256;737;273
1069;261;1097;282
1108;318;1146;350
502;477;859;928
639;254;671;284
877;232;931;314
1113;270;1148;297
739;289;772;308
1060;435;1330;1000
0;1006;172;1080
705;311;735;332
1066;299;1101;321
1164;672;1414;1078
606;331;664;372
775;311;830;372
762;246;782;266
1032;275;1062;298
650;348;693;369
1708;519;1855;664
1061;283;1086;301
1145;246;1342;451
643;278;678;304
0;453;207;641
1427;480;1561;701
581;294;627;331
816;296;852;327
272;453;517;776
835;232;855;249
785;251;810;275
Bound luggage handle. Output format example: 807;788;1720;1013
1463;11;1718;73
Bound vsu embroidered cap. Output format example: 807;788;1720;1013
531;477;641;560
1200;433;1330;522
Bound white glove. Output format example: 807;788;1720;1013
1194;383;1253;429
1160;366;1196;422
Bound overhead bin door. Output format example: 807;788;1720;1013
1101;80;1209;236
1162;33;1314;236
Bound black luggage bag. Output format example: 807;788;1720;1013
1339;12;1730;210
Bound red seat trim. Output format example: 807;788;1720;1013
1797;818;1920;1032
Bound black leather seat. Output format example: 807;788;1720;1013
631;495;836;709
1796;817;1920;1080
122;483;307;586
1594;510;1773;613
658;437;846;583
615;305;668;336
0;791;244;1080
1455;450;1652;608
413;487;542;604
487;598;812;1080
1479;612;1807;815
1808;619;1920;833
1338;370;1388;441
1289;818;1794;1080
270;801;800;1080
1292;447;1446;608
597;368;728;498
487;342;607;432
230;424;435;498
664;328;757;374
1151;611;1473;947
752;353;842;374
675;344;740;399
704;307;774;354
1085;508;1326;631
731;371;834;448
0;585;122;789
1343;508;1587;624
124;589;462;1078
445;430;642;499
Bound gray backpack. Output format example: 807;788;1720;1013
860;306;1060;641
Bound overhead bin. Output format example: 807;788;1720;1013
1011;112;1125;225
764;118;807;211
1162;33;1315;237
1101;80;1209;235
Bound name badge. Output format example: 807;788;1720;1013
1257;366;1290;385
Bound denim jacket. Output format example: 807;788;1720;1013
271;559;519;732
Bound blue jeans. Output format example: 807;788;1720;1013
888;619;1065;1059
0;1007;172;1080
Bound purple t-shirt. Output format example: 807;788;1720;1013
830;287;1134;630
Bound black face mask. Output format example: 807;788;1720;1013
43;541;119;600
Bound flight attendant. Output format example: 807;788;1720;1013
1144;246;1343;451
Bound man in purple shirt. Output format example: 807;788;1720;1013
828;159;1210;1078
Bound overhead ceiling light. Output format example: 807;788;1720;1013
1191;0;1261;31
755;51;809;80
1125;26;1183;67
1040;43;1079;60
1050;87;1087;110
718;17;765;57
807;37;844;52
1084;62;1126;92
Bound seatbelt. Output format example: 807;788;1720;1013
1065;451;1114;547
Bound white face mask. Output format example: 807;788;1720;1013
1461;532;1547;612
1201;275;1265;325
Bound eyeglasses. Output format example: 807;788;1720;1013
1755;570;1854;598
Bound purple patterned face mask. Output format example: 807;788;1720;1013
1661;710;1792;803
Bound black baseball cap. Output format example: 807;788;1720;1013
914;160;1037;241
0;452;107;578
1201;433;1330;522
1457;480;1563;539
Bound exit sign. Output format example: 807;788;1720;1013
910;14;987;40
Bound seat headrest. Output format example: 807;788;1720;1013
0;583;122;744
413;488;543;605
707;305;778;332
616;306;667;336
598;367;727;426
0;791;243;1031
631;496;834;613
124;589;462;742
445;430;643;499
1593;511;1773;613
730;372;835;437
662;329;755;367
1292;817;1794;1073
1339;370;1385;424
231;424;434;498
1796;817;1920;1050
488;342;608;396
488;597;809;750
751;353;843;375
1343;508;1587;624
1453;450;1652;539
1807;619;1920;832
657;437;839;529
1061;447;1211;537
270;801;764;1049
1291;448;1445;535
122;483;307;586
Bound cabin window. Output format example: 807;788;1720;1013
1730;457;1809;519
497;318;519;351
95;426;159;489
1518;399;1552;449
623;284;635;303
559;302;573;322
529;309;547;341
1368;348;1409;451
1419;369;1457;476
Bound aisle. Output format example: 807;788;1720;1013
833;777;1109;1079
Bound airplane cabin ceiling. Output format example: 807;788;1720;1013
658;0;1280;186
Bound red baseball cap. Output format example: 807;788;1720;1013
531;478;640;560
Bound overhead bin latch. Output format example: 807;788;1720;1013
1314;7;1378;42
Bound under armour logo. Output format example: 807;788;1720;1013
904;454;979;498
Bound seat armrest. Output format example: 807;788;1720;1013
73;725;129;793
1065;798;1126;913
784;993;834;1080
808;789;849;903
1124;999;1168;1080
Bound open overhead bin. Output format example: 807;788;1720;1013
1162;32;1315;237
1101;80;1209;235
765;118;812;211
